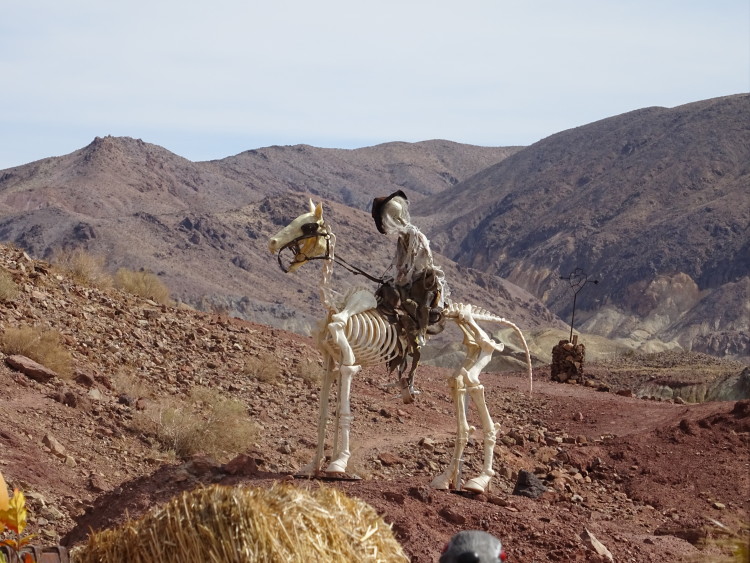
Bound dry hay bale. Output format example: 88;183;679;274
74;482;408;563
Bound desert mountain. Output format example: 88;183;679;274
0;138;550;354
414;94;749;359
0;95;747;362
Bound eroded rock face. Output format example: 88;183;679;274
637;367;750;403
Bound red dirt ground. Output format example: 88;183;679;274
0;247;747;561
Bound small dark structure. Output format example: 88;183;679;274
551;335;586;383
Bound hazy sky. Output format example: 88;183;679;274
1;0;748;169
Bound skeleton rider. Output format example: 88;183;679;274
371;190;448;350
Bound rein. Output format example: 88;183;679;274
333;255;387;284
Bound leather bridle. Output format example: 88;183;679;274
276;221;386;284
276;222;331;273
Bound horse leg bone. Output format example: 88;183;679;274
431;371;473;490
326;363;359;473
459;329;499;493
298;360;335;476
463;383;501;493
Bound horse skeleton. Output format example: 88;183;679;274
268;199;532;493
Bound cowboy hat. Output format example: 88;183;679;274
371;190;408;234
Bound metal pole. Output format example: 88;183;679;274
569;291;577;342
560;268;598;343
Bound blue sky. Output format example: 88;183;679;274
1;0;748;169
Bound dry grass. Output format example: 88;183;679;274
298;358;324;386
75;483;409;563
242;351;281;383
0;325;73;378
114;268;171;305
110;369;152;400
132;386;258;460
52;248;112;288
0;269;19;302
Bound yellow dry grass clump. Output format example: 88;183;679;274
0;325;72;378
114;268;171;305
75;483;408;563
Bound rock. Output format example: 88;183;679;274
42;434;66;458
88;474;108;493
383;491;405;504
378;452;406;467
439;506;466;525
407;486;432;503
418;437;436;451
74;369;97;387
654;524;707;545
512;470;548;499
5;355;58;383
223;453;259;476
573;411;584;422
580;529;614;561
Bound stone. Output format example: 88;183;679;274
88;474;108;493
512;470;548;498
223;453;259;476
580;529;613;561
5;355;58;383
378;452;406;466
383;491;405;504
42;434;66;458
439;506;466;525
407;485;432;503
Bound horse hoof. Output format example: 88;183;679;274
463;475;491;493
325;459;349;474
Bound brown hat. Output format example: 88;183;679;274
371;190;408;234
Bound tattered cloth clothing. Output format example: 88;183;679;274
376;224;448;352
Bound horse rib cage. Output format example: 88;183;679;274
344;309;401;366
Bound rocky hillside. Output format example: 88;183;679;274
0;137;539;343
0;244;748;562
415;94;750;359
0;95;747;362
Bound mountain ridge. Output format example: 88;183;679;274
0;94;747;359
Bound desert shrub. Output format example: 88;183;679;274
243;351;280;383
114;268;171;305
0;326;72;378
298;358;323;386
0;269;18;302
110;369;151;400
133;386;258;460
52;248;112;288
696;525;750;562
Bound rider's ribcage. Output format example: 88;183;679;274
342;309;401;366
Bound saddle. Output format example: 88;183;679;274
376;268;445;370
